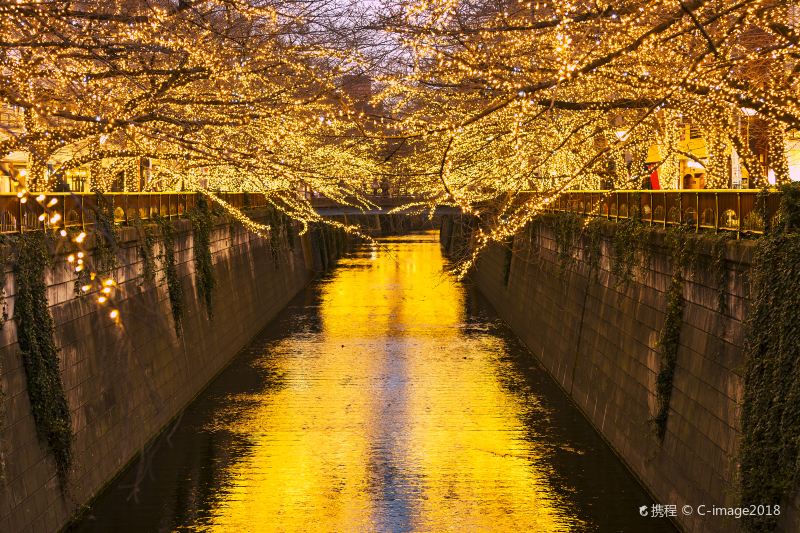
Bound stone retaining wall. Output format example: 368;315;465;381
0;211;331;532
442;216;798;532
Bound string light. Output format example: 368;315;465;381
371;0;800;272
0;0;796;280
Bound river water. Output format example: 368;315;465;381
72;231;675;532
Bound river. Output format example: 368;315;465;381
71;231;675;532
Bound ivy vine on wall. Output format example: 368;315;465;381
284;213;296;251
0;246;9;483
610;217;642;286
267;207;283;264
91;192;118;276
134;216;157;286
157;217;184;336
190;196;216;318
653;227;700;441
707;233;730;315
0;247;9;328
581;218;605;278
739;183;800;532
502;236;514;286
13;232;72;489
548;212;582;279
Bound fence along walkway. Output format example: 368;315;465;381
0;192;271;234
526;189;780;236
0;190;782;236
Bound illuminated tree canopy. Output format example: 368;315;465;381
1;0;799;259
0;0;384;219
372;0;799;256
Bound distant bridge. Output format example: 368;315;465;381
309;195;461;216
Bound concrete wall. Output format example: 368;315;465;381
0;211;330;532
444;216;789;532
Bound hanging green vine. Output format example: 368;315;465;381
0;247;8;482
14;232;72;489
267;207;282;263
190;195;216;318
284;213;295;251
754;187;771;233
610;217;645;286
582;218;605;277
502;236;514;286
653;227;694;441
134;216;157;286
739;182;800;532
227;215;238;245
527;218;541;263
91;192;118;276
72;267;91;297
778;182;800;232
157;217;184;336
0;248;9;329
708;233;730;315
547;212;582;280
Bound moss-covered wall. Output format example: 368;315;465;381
444;215;800;533
0;209;343;532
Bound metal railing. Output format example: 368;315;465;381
526;189;780;236
0;189;782;236
0;192;271;234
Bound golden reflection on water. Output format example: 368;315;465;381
199;232;582;532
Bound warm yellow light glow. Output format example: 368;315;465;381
0;0;795;276
200;234;580;530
